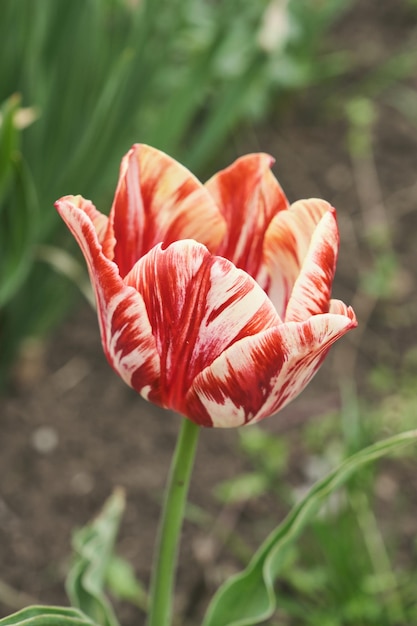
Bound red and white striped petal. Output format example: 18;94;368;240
186;308;357;427
263;199;335;319
55;197;161;402
124;240;281;422
59;195;110;245
284;208;339;322
205;153;288;284
103;144;226;278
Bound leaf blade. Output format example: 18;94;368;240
202;429;417;626
66;489;126;626
0;605;96;626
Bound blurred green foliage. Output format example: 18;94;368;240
0;95;38;310
0;0;351;383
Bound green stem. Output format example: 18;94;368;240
146;417;200;626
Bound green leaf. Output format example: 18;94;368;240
105;555;148;611
0;156;38;307
0;94;20;194
202;429;417;626
66;489;126;626
0;605;96;626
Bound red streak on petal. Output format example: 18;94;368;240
206;153;288;281
284;208;339;321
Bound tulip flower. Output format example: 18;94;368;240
55;144;356;428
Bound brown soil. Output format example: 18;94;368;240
1;1;417;625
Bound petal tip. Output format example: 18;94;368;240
346;305;358;328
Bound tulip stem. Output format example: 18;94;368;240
146;417;200;626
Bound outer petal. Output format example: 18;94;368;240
186;308;357;427
59;194;109;244
55;197;161;401
263;199;335;319
205;153;288;284
124;240;281;424
103;144;226;277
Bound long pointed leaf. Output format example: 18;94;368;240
0;606;96;626
203;429;417;626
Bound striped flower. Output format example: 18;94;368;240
55;144;356;427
